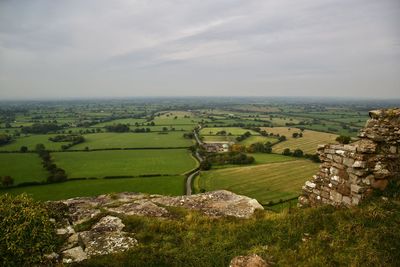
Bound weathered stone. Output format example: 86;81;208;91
153;190;264;219
351;184;365;194
229;254;269;267
305;181;316;188
330;191;342;203
61;233;79;251
106;200;169;218
79;216;138;257
352;160;366;168
62;246;87;263
342;196;351;206
343;157;355;167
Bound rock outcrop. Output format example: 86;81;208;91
299;108;400;207
50;190;263;263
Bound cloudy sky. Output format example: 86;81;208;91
0;0;399;99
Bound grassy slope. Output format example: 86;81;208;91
196;160;319;204
71;132;193;150
262;127;338;154
76;197;400;267
1;176;185;201
0;153;48;184
53;149;197;178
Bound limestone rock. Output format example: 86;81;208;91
229;254;269;267
79;216;137;257
62;246;87;264
153;190;264;218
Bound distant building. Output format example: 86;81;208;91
202;141;232;153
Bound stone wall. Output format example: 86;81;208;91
299;108;400;207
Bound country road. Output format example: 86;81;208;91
186;129;203;196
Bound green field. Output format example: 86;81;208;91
71;132;193;150
0;134;70;151
53;149;197;178
195;160;319;204
0;153;48;184
262;127;338;154
1;175;185;201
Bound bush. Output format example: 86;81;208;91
0;194;56;266
1;176;14;187
336;135;351;144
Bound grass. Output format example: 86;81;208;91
1;175;185;201
251;153;297;164
0;134;71;151
52;149;197;178
195;160;319;204
0;153;48;184
262;127;338;154
70;132;193;150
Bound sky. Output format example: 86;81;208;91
0;0;399;100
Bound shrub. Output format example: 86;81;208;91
336;135;351;144
1;176;14;187
0;194;56;266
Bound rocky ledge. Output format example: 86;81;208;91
48;190;263;264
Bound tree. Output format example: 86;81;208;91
20;146;28;153
336;135;351;144
282;148;292;156
293;149;304;157
35;143;46;153
0;133;11;145
292;132;299;138
1;176;14;187
199;160;212;170
278;135;287;142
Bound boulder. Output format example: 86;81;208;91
229;254;269;267
62;246;87;264
79;216;137;257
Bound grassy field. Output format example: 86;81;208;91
0;134;71;151
262;127;338;154
53;149;197;178
195;160;319;204
0;153;48;184
71;132;193;150
1;175;185;201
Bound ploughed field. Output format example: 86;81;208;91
262;127;338;154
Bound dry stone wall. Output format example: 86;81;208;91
299;108;400;207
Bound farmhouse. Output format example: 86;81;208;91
202;141;232;153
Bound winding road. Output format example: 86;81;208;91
186;129;203;195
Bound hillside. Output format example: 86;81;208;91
2;191;399;266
